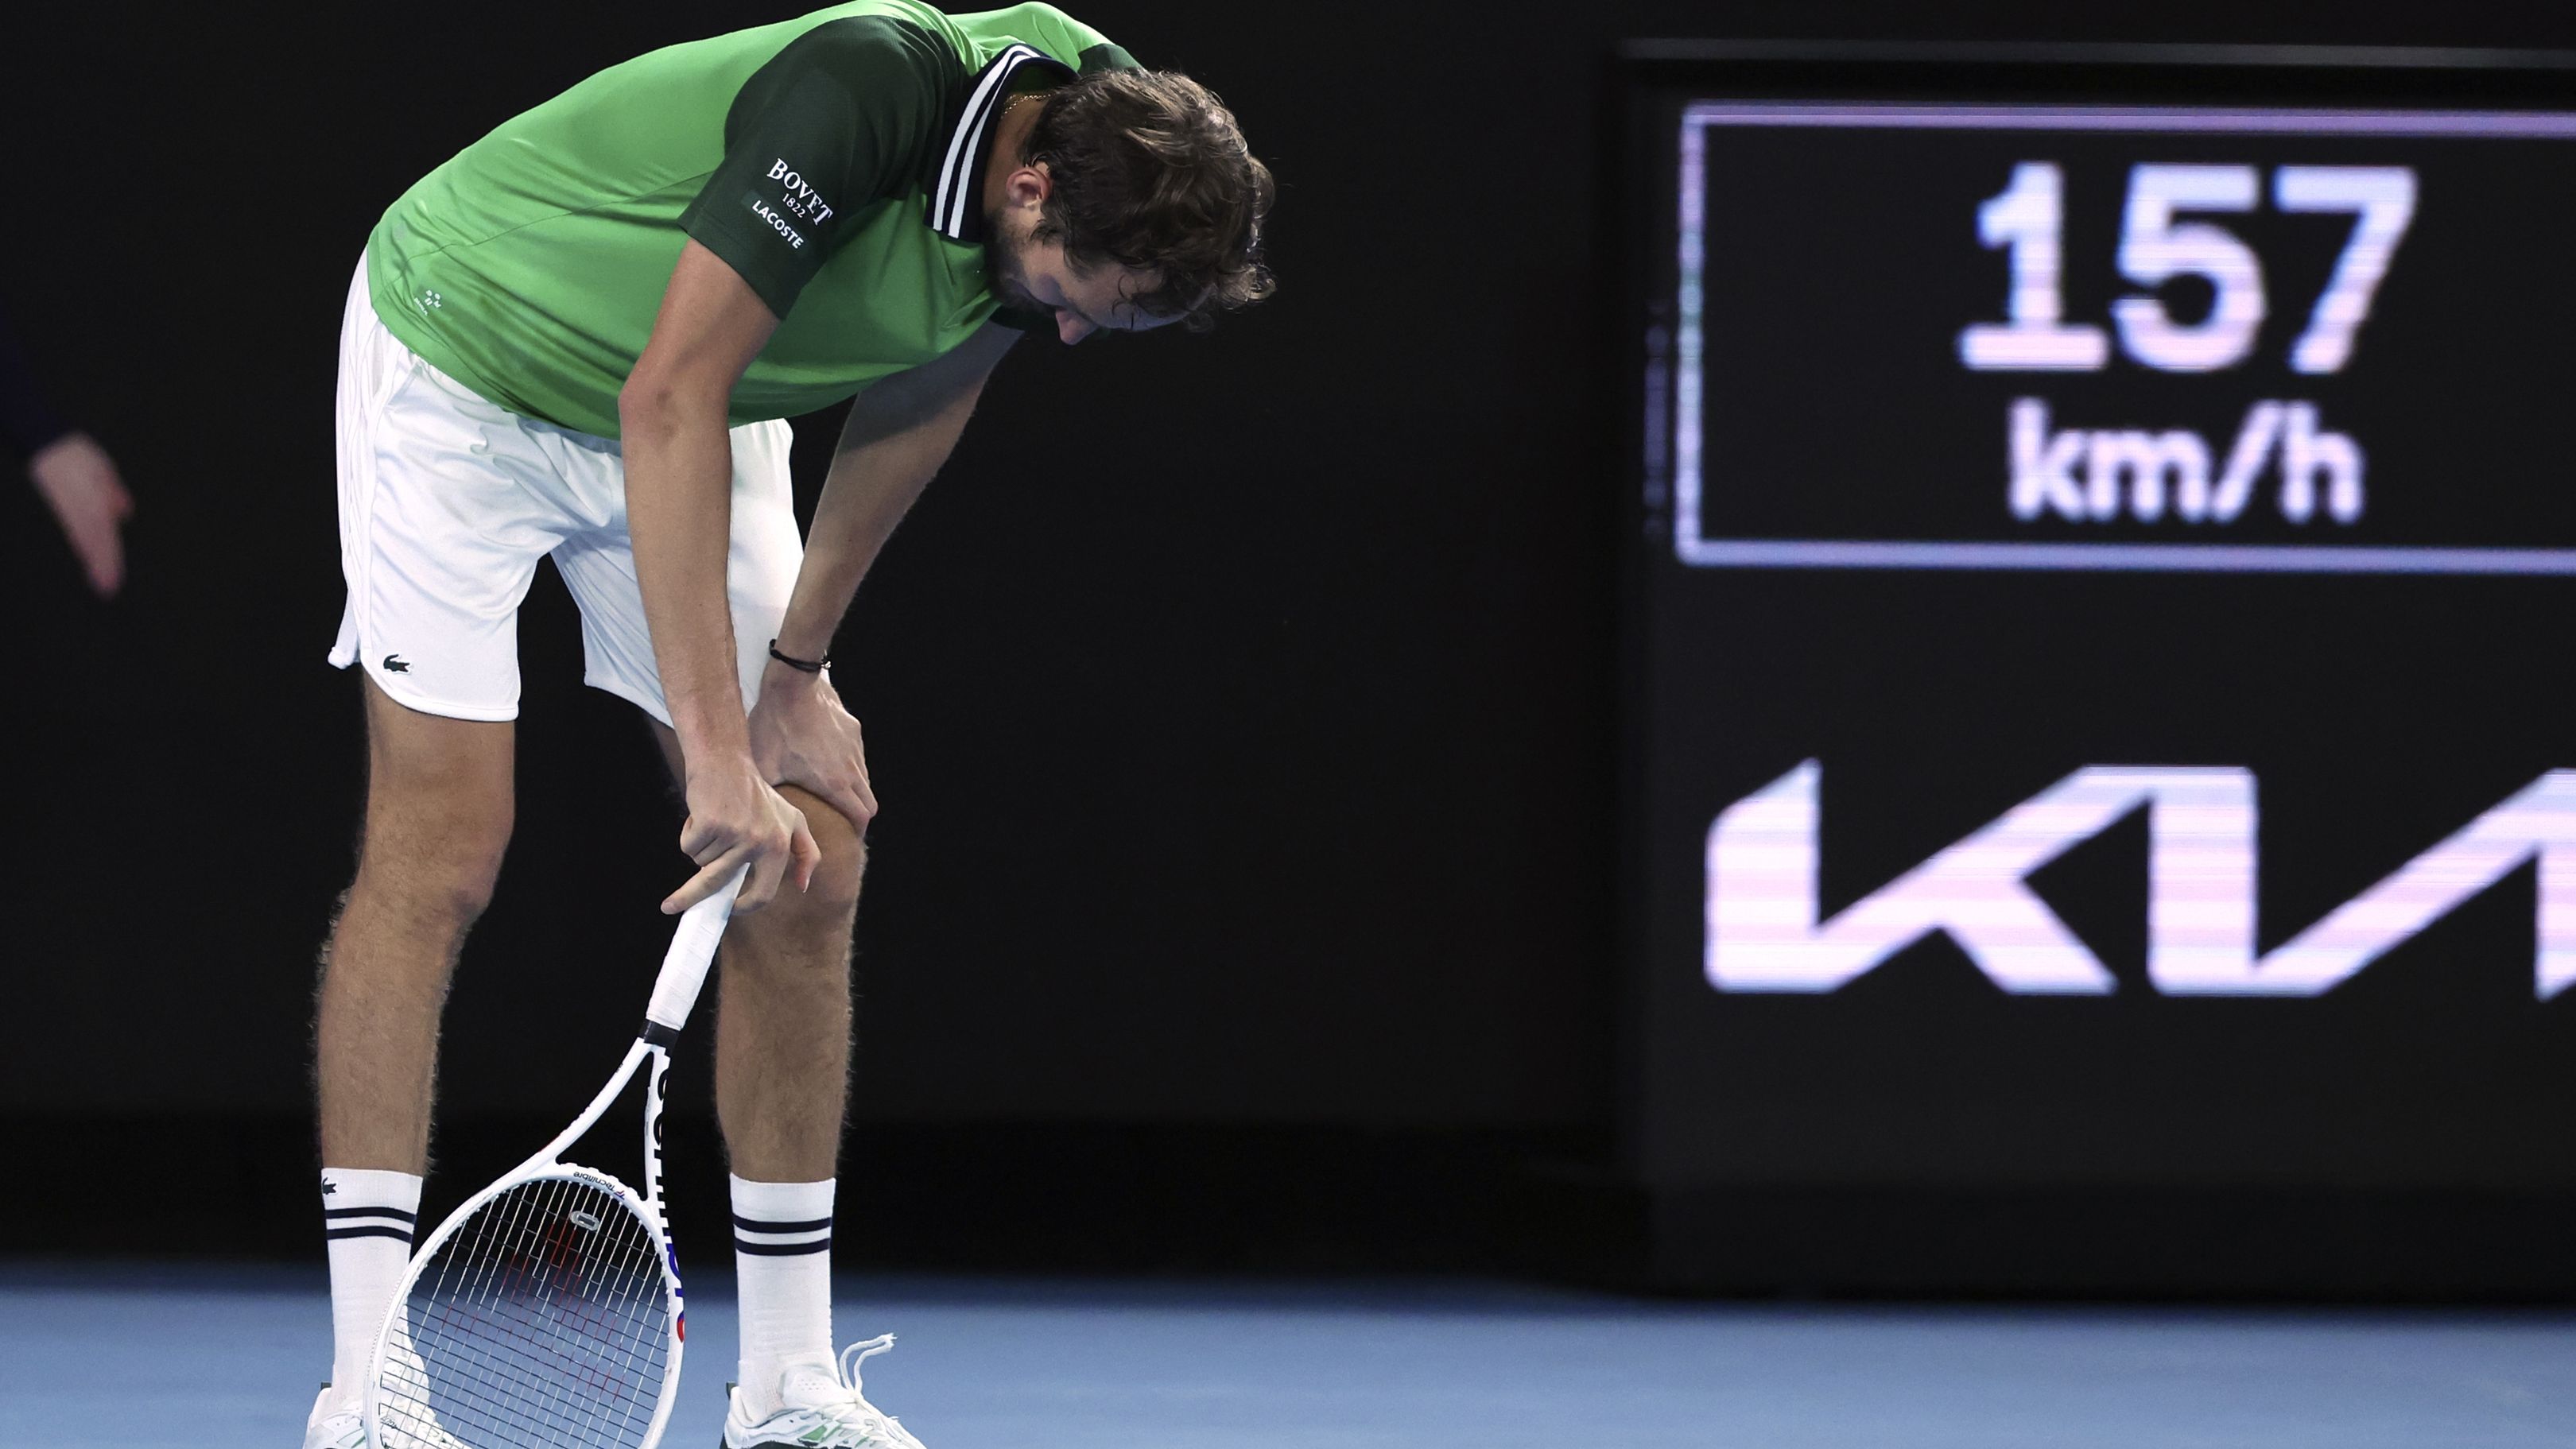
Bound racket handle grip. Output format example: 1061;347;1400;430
644;868;745;1034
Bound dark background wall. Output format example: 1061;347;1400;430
4;3;2574;1257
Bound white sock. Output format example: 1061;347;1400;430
318;1168;423;1417
732;1175;836;1416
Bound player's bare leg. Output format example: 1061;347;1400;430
316;676;516;1171
710;788;863;1176
653;723;882;1443
306;674;514;1438
652;723;862;1178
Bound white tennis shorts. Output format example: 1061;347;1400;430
328;254;801;725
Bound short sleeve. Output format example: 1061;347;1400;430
680;17;952;319
1078;41;1139;74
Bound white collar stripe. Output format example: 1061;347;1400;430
929;50;1011;228
935;44;1045;238
945;44;1042;234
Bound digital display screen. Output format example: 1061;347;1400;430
1628;90;2576;1192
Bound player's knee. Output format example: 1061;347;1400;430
776;785;867;914
359;784;514;928
371;820;511;928
801;809;869;913
434;832;511;925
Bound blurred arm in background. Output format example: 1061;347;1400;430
2;303;132;597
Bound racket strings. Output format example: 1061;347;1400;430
377;1174;674;1449
391;1178;666;1447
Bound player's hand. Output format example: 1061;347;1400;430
28;432;133;597
747;661;878;835
666;754;817;915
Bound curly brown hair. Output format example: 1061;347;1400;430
1020;69;1274;331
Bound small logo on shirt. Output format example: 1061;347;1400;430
416;289;443;313
383;654;411;673
743;194;808;250
766;159;836;225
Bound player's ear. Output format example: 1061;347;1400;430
1006;161;1053;209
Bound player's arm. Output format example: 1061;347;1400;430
622;239;817;914
643;15;961;878
747;321;1019;829
774;321;1019;662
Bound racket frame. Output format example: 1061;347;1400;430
364;876;739;1449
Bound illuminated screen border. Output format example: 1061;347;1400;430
1671;103;2576;575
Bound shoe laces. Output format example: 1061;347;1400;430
804;1334;907;1443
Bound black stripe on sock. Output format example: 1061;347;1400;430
325;1225;416;1244
731;1214;834;1234
734;1235;832;1257
323;1206;417;1223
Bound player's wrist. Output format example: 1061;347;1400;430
682;731;758;769
673;716;757;786
760;651;833;695
765;630;832;670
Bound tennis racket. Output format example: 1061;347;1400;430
365;870;743;1449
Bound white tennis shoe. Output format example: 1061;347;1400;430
724;1334;929;1449
374;1411;476;1449
302;1393;475;1449
366;1326;479;1449
301;1388;367;1449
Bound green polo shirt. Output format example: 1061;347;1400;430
365;1;1135;437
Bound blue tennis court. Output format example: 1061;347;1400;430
6;1263;2574;1448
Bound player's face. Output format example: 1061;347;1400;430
987;207;1184;345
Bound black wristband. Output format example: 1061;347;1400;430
767;639;828;674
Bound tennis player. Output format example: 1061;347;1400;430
305;3;1271;1445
